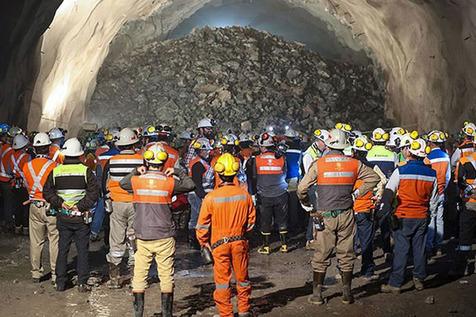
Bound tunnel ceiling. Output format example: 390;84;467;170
2;0;475;135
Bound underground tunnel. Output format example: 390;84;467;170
1;0;476;135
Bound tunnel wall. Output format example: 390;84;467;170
26;0;476;135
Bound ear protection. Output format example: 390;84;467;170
314;129;322;137
143;149;168;162
355;139;364;148
214;161;240;174
336;123;352;132
410;130;419;140
365;142;373;151
374;132;389;141
192;139;202;149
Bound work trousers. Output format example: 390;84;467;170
13;187;29;228
187;192;202;230
132;237;175;293
354;211;375;276
56;218;90;287
426;193;445;251
312;208;355;273
213;240;251;317
0;181;14;226
458;204;476;251
29;202;59;279
388;218;428;287
259;192;288;234
106;201;135;266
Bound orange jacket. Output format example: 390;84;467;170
107;153;144;202
353;179;374;212
160;142;180;170
22;156;57;200
95;145;109;158
0;143;14;182
49;144;64;164
196;183;256;246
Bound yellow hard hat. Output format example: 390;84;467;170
143;143;168;165
214;153;240;176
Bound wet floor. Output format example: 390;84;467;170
0;231;475;317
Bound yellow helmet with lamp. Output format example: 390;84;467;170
371;128;389;142
408;138;431;158
214;153;240;176
143;143;168;165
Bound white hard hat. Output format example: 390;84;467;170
48;127;64;140
221;134;239;146
8;126;23;137
192;137;213;151
399;133;414;149
33;132;51;147
325;129;349;150
335;122;352;133
239;133;252;142
313;129;330;143
409;138;430;158
142;125;158;137
197;118;215;129
115;128;139;146
352;136;373;152
427;130;447;143
258;132;275;147
371;128;389;143
143;143;168;165
462;122;476;137
179;131;194;140
61;138;84;157
284;128;299;138
390;127;406;136
386;133;402;147
12;134;29;150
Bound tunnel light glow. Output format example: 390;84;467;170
268;126;274;132
44;75;70;118
285;125;290;130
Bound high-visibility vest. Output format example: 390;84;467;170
52;163;88;208
160;142;179;170
395;160;437;218
22;157;56;200
0;143;14;182
353;179;374;212
131;171;174;204
107;153;144;202
188;156;210;177
49;144;64;164
423;148;450;194
459;153;476;203
255;153;285;175
11;150;30;187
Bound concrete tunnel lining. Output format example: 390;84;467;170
27;0;476;135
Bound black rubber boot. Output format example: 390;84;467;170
133;292;144;317
257;234;271;255
308;271;325;305
449;250;469;276
188;229;200;250
341;271;354;304
279;231;288;253
161;292;173;317
107;263;122;289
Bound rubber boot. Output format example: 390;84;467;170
188;229;200;250
107;263;122;289
279;232;288;253
308;271;325;305
341;271;354;304
257;234;270;255
161;292;173;317
133;292;144;317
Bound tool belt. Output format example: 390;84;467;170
32;200;46;208
211;235;246;250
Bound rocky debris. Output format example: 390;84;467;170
89;26;389;133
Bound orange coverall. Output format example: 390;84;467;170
196;183;256;317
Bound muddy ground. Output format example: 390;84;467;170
0;230;475;317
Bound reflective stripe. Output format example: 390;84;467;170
52;149;60;162
325;156;349;162
0;147;13;178
140;174;167;180
215;283;229;289
286;149;301;154
136;189;169;197
214;194;246;203
399;174;436;182
429;157;450;164
99;155;113;160
196;224;210;230
109;250;125;258
323;171;355;178
169;154;176;159
12;152;28;179
109;176;123;181
260;155;275;159
367;156;395;162
238;281;250;287
110;167;136;173
259;166;282;171
27;160;54;197
110;159;143;165
458;245;472;251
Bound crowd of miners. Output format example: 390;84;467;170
0;118;475;317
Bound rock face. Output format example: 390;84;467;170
89;26;387;133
